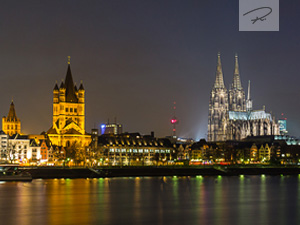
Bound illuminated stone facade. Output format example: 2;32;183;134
208;53;279;142
47;60;91;147
2;101;21;136
95;133;175;166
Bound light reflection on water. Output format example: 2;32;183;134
0;176;299;225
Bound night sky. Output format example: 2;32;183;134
0;0;299;140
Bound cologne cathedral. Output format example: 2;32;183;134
207;53;279;142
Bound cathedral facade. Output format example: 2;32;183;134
207;53;279;142
47;59;91;147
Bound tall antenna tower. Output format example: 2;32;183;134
170;101;179;138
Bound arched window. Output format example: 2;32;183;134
263;122;268;135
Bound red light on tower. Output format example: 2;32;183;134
170;101;179;137
171;117;178;124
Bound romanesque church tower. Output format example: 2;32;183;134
207;53;229;142
47;58;91;147
229;54;245;112
2;101;21;136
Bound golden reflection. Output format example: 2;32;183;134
133;177;142;223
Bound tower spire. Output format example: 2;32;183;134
64;59;78;102
247;80;251;100
246;80;252;111
234;53;239;74
232;53;242;90
214;52;225;89
68;56;71;65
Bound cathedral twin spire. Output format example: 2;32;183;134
213;52;226;89
213;53;243;91
212;53;249;112
232;54;242;90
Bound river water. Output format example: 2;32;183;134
0;175;299;225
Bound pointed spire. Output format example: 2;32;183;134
231;53;242;90
60;79;65;89
246;80;252;111
64;61;78;102
214;52;225;89
79;80;84;90
7;101;18;122
247;80;251;100
53;81;59;91
234;53;239;74
74;82;78;92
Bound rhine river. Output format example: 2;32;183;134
0;176;299;225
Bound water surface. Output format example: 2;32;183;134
0;175;299;225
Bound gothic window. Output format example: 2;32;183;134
271;124;273;135
7;125;9;130
263;122;268;135
218;119;223;128
232;126;236;140
74;108;77;113
70;108;73;113
66;108;69;112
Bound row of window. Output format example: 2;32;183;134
6;125;18;130
65;107;77;113
109;148;171;154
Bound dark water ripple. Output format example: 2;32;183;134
0;175;299;225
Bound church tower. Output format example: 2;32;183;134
229;54;245;111
207;53;229;142
2;101;21;136
47;57;91;147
